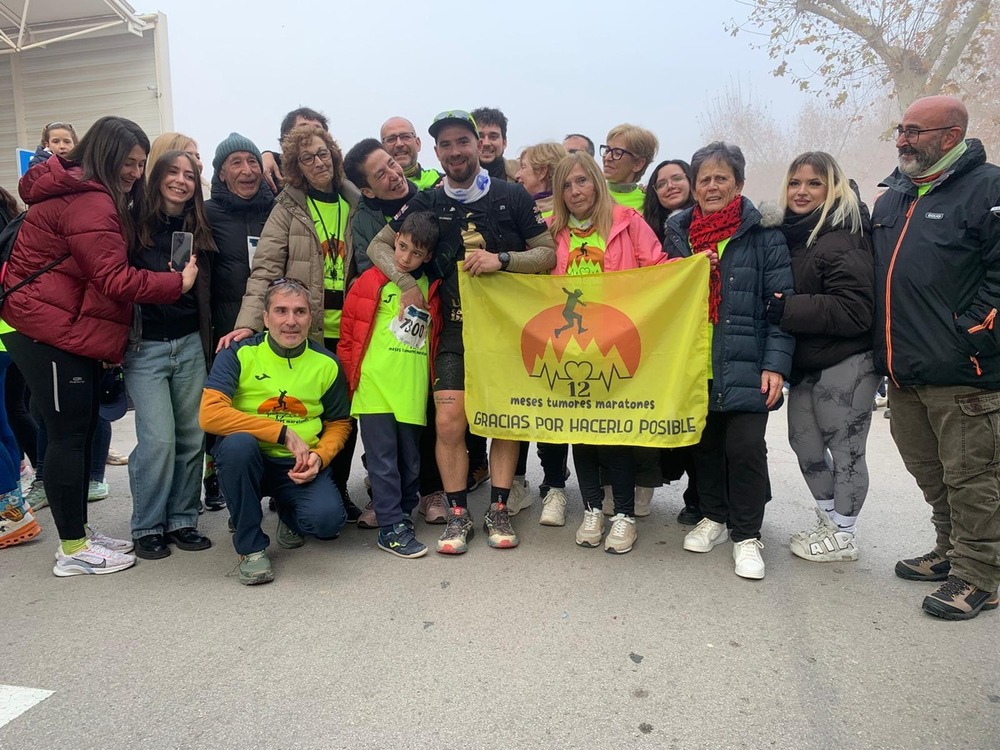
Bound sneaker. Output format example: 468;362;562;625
539;488;567;526
789;507;831;543
895;550;951;581
238;550;274;585
0;490;41;549
505;479;533;516
87;480;109;502
276;519;305;549
341;489;362;523
85;525;134;554
789;510;858;562
417;491;448;524
601;486;614;516
922;575;998;621
683;517;729;552
437;507;474;555
25;481;47;511
52;541;136;577
733;538;766;579
539;466;571;499
357;501;378;529
106;448;129;466
203;474;226;511
634;486;653;517
605;514;637;554
874;394;888;409
883;408;891;419
378;523;428;559
676;505;703;525
575;508;604;547
483;502;519;548
467;462;490;492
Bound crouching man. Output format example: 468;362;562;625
200;278;352;585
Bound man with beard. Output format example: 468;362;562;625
471;106;518;182
380;117;442;191
873;95;1000;621
366;110;555;554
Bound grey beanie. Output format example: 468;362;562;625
213;132;263;172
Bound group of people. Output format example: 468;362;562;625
1;95;997;622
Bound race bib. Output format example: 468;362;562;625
247;235;260;264
389;305;430;350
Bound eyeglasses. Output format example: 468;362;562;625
600;145;635;161
654;175;689;191
382;132;415;145
894;125;958;144
298;148;331;166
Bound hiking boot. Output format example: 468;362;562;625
895;550;951;581
357;501;378;529
789;509;858;562
483;502;519;548
238;550;274;585
683;518;728;553
676;505;703;525
605;514;637;554
437;507;474;555
922;576;998;621
276;519;305;549
378;523;428;559
539;488;567;526
203;474;226;512
467;462;490;492
87;480;109;502
0;488;41;549
53;541;136;577
25;481;47;511
634;486;653;517
576;508;604;547
733;539;766;579
506;479;532;517
417;491;448;524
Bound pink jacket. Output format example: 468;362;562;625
554;205;667;275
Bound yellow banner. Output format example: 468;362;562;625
459;255;710;447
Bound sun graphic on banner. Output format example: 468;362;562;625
520;289;641;397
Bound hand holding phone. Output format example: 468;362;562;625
171;231;194;269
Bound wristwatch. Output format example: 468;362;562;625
498;251;511;271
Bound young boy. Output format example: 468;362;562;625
338;212;441;558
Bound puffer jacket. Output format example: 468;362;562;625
234;180;359;343
663;197;795;412
554;204;667;274
872;139;1000;388
2;157;181;362
337;267;442;397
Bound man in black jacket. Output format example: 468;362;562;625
873;95;1000;621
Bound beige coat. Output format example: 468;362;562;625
234;180;360;343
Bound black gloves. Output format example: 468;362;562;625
766;294;785;326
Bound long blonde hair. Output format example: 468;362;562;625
550;153;614;240
780;151;862;246
148;132;199;182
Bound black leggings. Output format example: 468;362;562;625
3;332;99;540
3;361;38;466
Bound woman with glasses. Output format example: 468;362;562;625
223;125;363;517
643;160;695;244
663;141;794;580
601;124;658;211
770;151;876;563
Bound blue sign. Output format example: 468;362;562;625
17;148;32;177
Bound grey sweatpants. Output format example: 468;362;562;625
787;351;880;518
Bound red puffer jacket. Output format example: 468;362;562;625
3;157;182;362
338;267;441;396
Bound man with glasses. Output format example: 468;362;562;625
471;106;518;182
380;117;442;191
602;123;659;210
366;110;555;554
200;278;352;585
873;94;1000;620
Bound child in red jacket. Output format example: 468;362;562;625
338;212;441;558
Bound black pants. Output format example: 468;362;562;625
3;332;99;540
538;443;569;488
573;444;635;515
516;441;529;476
693;409;769;542
3;362;37;466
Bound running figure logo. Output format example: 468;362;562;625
554;288;587;338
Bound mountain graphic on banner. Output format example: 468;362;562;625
528;336;635;392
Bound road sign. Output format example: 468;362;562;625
16;148;33;177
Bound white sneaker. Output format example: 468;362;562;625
87;480;109;501
604;514;637;554
790;507;832;543
789;513;859;562
54;526;135;560
874;394;888;408
576;508;604;547
539;488;567;526
53;541;136;577
634;486;653;517
683;517;728;552
505;479;533;516
601;486;614;516
733;539;766;579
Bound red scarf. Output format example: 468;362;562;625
688;195;743;323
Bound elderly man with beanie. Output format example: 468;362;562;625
202;132;275;510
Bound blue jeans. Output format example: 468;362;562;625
124;333;206;538
214;432;346;555
0;353;20;493
358;413;421;527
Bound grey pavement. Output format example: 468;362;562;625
2;406;998;749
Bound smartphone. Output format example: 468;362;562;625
171;231;193;269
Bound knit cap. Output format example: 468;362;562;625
213;132;263;172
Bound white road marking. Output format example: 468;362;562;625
0;684;54;729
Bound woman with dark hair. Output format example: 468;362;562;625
125;150;216;560
643;159;695;243
0;116;199;576
664;141;794;580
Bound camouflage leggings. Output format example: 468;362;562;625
787;351;881;518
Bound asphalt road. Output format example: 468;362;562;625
2;406;998;749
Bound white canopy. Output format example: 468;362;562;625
0;0;151;54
